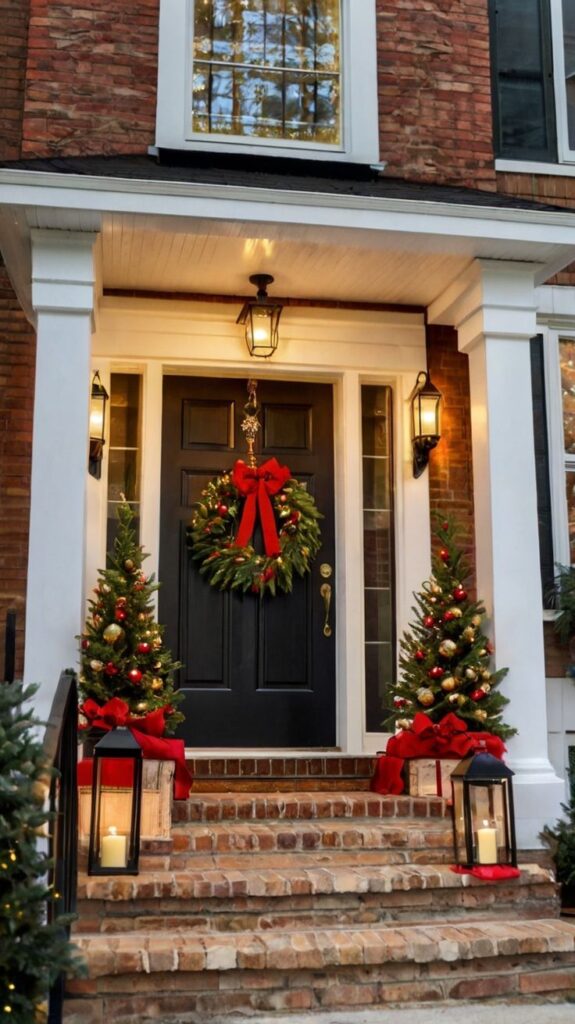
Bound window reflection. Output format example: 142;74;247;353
192;0;341;143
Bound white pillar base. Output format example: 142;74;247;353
506;755;565;849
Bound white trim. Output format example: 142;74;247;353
155;0;379;164
495;158;575;176
551;0;575;165
541;324;572;569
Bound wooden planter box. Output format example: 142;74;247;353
78;759;175;843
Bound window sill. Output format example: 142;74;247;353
496;158;575;178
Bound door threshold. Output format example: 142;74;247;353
185;748;344;758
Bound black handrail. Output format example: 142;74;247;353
43;670;79;1024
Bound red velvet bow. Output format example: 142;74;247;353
370;713;507;796
232;457;291;557
79;698;193;800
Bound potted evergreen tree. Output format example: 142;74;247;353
541;773;575;913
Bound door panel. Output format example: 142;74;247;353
159;376;335;747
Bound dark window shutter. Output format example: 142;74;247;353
530;335;555;604
490;0;557;161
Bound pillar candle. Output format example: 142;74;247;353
476;820;498;864
100;825;127;868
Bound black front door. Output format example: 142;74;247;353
159;376;336;747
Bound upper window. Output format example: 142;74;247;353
490;0;575;165
156;0;378;163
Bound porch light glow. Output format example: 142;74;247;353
237;274;283;358
89;370;109;480
410;370;443;478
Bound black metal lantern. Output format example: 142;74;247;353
88;370;109;479
410;370;442;478
87;727;143;875
237;274;283;359
451;750;517;868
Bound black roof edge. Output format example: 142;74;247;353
156;147;379;181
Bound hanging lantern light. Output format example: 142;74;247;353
88;370;109;479
237;274;283;358
410;370;443;478
87;727;143;875
450;749;517;869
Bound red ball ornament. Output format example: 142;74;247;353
414;650;426;662
393;696;407;708
428;666;444;680
104;662;118;676
453;586;468;602
217;504;228;517
470;688;486;702
439;548;450;562
81;638;90;650
115;609;127;622
128;668;143;685
442;610;455;623
136;642;151;655
423;615;435;629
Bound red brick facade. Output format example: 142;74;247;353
376;0;496;190
22;0;159;157
426;325;476;582
0;260;35;677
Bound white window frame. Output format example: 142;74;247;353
542;324;574;568
551;0;575;165
155;0;379;164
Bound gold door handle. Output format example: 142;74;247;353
320;583;332;637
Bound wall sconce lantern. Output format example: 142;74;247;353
237;274;283;358
410;370;442;478
87;727;143;875
89;370;109;479
451;750;517;869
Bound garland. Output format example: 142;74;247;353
187;458;322;596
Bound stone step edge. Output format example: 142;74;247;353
175;792;450;821
77;863;552;902
72;917;575;978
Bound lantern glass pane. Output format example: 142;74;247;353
451;779;467;863
89;398;105;438
93;758;135;871
469;783;507;865
418;393;438;436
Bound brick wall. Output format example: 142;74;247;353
377;0;496;190
497;172;575;284
426;325;476;583
0;0;30;160
0;259;36;678
22;0;159;157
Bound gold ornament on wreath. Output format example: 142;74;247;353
187;381;323;597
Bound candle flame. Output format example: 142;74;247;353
108;826;117;836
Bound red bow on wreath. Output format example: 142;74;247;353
232;457;291;557
79;697;193;799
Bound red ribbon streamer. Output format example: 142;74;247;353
232;457;291;557
79;697;193;800
370;712;507;796
451;864;521;881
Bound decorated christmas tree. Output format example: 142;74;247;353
79;500;183;732
0;681;84;1021
385;515;515;740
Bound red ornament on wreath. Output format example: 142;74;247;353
453;586;468;602
128;668;143;685
470;688;486;701
104;662;118;676
443;610;455;622
136;642;151;655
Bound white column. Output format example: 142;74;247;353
25;230;97;721
430;260;564;848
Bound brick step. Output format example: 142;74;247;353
65;918;575;1022
173;790;449;824
188;755;376;792
76;864;557;935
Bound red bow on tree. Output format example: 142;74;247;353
232;457;291;557
79;698;193;799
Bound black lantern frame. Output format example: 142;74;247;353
450;750;517;869
88;370;109;480
87;727;143;875
237;274;283;359
410;370;442;478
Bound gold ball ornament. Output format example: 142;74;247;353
154;661;162;670
430;582;443;595
448;693;460;704
465;668;478;681
103;623;125;645
480;670;492;681
441;676;457;692
471;615;482;627
480;682;491;693
473;708;488;722
456;694;467;707
89;659;103;672
151;677;164;692
136;701;148;713
124;559;135;572
416;687;435;707
396;718;412;730
462;627;475;642
138;613;147;622
448;606;463;619
438;639;457;658
478;649;487;657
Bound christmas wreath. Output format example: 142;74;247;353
187;457;322;596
